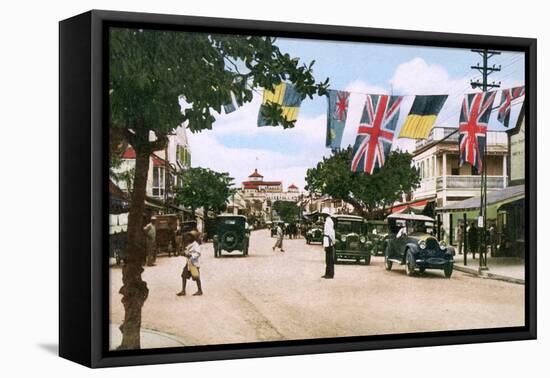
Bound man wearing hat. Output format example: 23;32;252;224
321;207;335;279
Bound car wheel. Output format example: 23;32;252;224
405;252;415;276
444;264;453;278
364;254;371;265
384;256;392;271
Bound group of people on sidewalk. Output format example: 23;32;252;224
454;220;498;259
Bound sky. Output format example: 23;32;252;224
185;37;525;191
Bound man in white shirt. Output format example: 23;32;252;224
321;207;335;279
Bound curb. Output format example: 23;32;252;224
454;264;524;285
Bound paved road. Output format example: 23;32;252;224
109;229;524;349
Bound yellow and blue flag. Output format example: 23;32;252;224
398;95;448;139
257;83;304;127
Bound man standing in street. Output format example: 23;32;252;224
272;222;285;252
468;221;478;260
321;207;335;279
455;220;463;255
143;215;157;266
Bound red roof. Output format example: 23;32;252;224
243;181;282;189
122;148;136;159
288;184;298;189
248;168;263;178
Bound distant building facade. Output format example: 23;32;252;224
238;169;303;222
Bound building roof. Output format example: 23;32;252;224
122;148;136;159
288;183;298;189
437;184;525;212
242;181;282;189
333;214;364;221
248;168;264;178
387;213;435;222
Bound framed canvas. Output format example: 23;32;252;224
59;10;536;368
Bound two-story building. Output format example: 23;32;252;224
405;126;508;242
112;125;192;205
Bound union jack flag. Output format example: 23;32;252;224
351;94;402;174
497;86;525;127
459;91;497;172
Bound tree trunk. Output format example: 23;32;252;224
118;144;150;350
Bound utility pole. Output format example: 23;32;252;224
470;49;501;271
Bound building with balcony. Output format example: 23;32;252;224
112;125;192;204
411;126;508;209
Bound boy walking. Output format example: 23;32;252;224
177;230;203;296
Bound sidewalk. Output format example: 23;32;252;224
453;253;524;284
109;324;186;350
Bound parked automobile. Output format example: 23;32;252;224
366;220;389;256
333;215;371;264
213;214;249;257
153;214;179;257
305;223;324;244
384;213;454;278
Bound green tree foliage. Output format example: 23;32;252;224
109;28;328;349
273;200;300;223
305;147;420;218
175;168;236;215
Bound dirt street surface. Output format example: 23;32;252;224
110;229;524;349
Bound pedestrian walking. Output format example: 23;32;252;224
468;221;479;259
177;230;203;296
272;223;285;252
143;215;157;266
455;220;463;255
321;207;335;279
489;222;497;257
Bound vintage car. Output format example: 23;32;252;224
305;223;324;244
213;214;249;257
333;215;371;264
366;220;389;256
152;214;179;257
384;213;454;278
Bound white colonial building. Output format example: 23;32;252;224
112;125;192;201
237;169;303;222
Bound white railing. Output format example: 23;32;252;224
436;175;505;190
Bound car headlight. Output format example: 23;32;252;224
360;236;366;243
439;241;447;250
419;240;426;249
341;235;347;242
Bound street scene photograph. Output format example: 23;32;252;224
108;27;527;350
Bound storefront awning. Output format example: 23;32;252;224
437;185;524;212
390;198;433;214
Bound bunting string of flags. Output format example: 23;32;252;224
224;81;525;174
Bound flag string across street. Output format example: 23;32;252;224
223;81;525;175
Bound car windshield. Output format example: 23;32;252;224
221;218;243;226
409;220;434;234
336;220;364;234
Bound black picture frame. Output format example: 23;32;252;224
59;9;537;368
